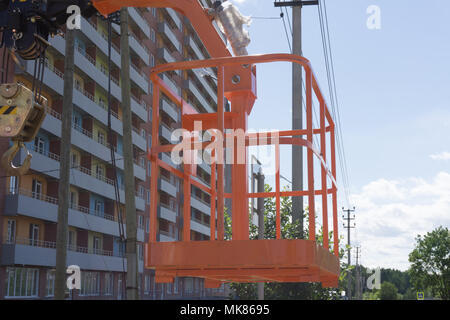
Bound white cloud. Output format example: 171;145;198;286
350;172;450;271
430;151;450;160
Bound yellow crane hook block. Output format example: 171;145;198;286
0;83;47;176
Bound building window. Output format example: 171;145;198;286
80;271;100;296
184;278;193;294
138;274;142;292
34;137;45;154
137;243;143;260
31;179;42;199
29;224;39;246
46;270;56;297
145;217;150;233
9;176;17;193
146;190;150;205
118;274;124;300
174;278;179;294
138;215;144;229
95;165;105;180
147;160;151;177
144;275;151;294
68;230;76;250
93;236;101;254
150;54;155;67
151;7;156;17
140;157;146;168
104;273;114;296
94;199;103;214
97;131;106;145
7;219;16;243
166;282;172;295
70;191;77;208
70;153;79;168
150;28;156;42
74;78;82;91
5;268;39;298
139;185;145;198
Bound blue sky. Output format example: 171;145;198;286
229;0;450;270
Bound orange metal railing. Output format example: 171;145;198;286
148;53;339;257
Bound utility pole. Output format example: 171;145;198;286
342;206;355;300
120;7;139;300
274;0;318;238
256;168;265;300
55;28;75;300
355;246;362;300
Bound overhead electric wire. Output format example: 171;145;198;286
317;0;352;207
279;9;292;52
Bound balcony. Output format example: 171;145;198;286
80;17;121;68
191;219;210;236
185;36;206;60
130;62;149;94
3;189;145;242
159;176;177;197
190;68;217;102
128;7;151;38
158;232;177;242
160;122;174;143
40;108;145;182
157;47;175;64
1;238;144;272
160;98;179;122
161;73;181;96
166;8;182;30
185;80;215;113
130;33;150;64
191;195;211;215
16;146;145;211
158;204;177;223
131;95;149;122
158;22;181;52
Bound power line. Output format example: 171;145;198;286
316;0;352;207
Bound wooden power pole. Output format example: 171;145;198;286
274;0;318;238
55;28;75;300
120;7;139;300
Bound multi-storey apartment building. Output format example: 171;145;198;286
0;1;227;299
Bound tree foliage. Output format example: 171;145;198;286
379;281;398;300
408;226;450;300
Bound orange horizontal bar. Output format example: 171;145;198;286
151;54;335;127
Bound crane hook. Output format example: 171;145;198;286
1;140;32;176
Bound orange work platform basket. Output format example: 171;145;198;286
145;54;340;289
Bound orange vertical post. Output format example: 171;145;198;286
230;94;249;241
183;172;191;241
330;125;339;256
210;145;216;240
275;142;281;240
216;66;225;241
149;83;160;242
306;69;315;241
320;99;329;250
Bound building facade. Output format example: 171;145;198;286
0;1;227;300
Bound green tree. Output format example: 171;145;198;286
379;282;398;300
408;226;450;300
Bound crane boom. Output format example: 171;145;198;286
93;0;231;58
